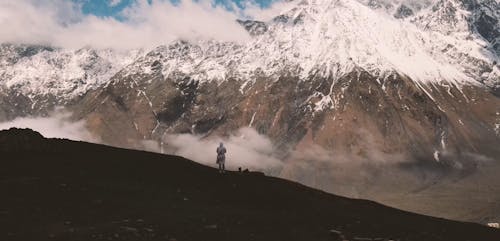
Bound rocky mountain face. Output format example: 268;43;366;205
0;44;143;121
0;0;499;222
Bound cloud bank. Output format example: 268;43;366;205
159;127;283;171
153;125;495;199
0;111;97;142
153;126;413;178
0;109;490;200
0;0;293;50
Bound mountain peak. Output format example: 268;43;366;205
244;0;497;84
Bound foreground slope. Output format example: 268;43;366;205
0;128;499;241
0;0;499;222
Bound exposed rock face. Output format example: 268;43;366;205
237;20;269;36
394;4;414;18
71;64;499;162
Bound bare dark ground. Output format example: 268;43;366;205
0;128;499;241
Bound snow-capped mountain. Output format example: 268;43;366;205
0;0;499;222
0;44;142;100
0;44;143;120
116;0;498;89
1;0;498;100
0;0;498;166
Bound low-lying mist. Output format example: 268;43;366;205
145;126;498;201
0;110;98;142
144;127;284;171
145;126;423;198
1;111;498;223
2;111;496;202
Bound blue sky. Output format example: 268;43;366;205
77;0;275;18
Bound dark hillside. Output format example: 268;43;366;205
0;128;498;241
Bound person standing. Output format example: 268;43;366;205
216;142;227;173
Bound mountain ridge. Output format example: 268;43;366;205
0;0;498;103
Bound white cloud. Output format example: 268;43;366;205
0;0;253;50
0;110;98;142
109;0;122;7
160;127;283;171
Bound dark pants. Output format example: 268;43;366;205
218;162;225;173
217;154;225;173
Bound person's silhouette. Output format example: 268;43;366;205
216;142;227;173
